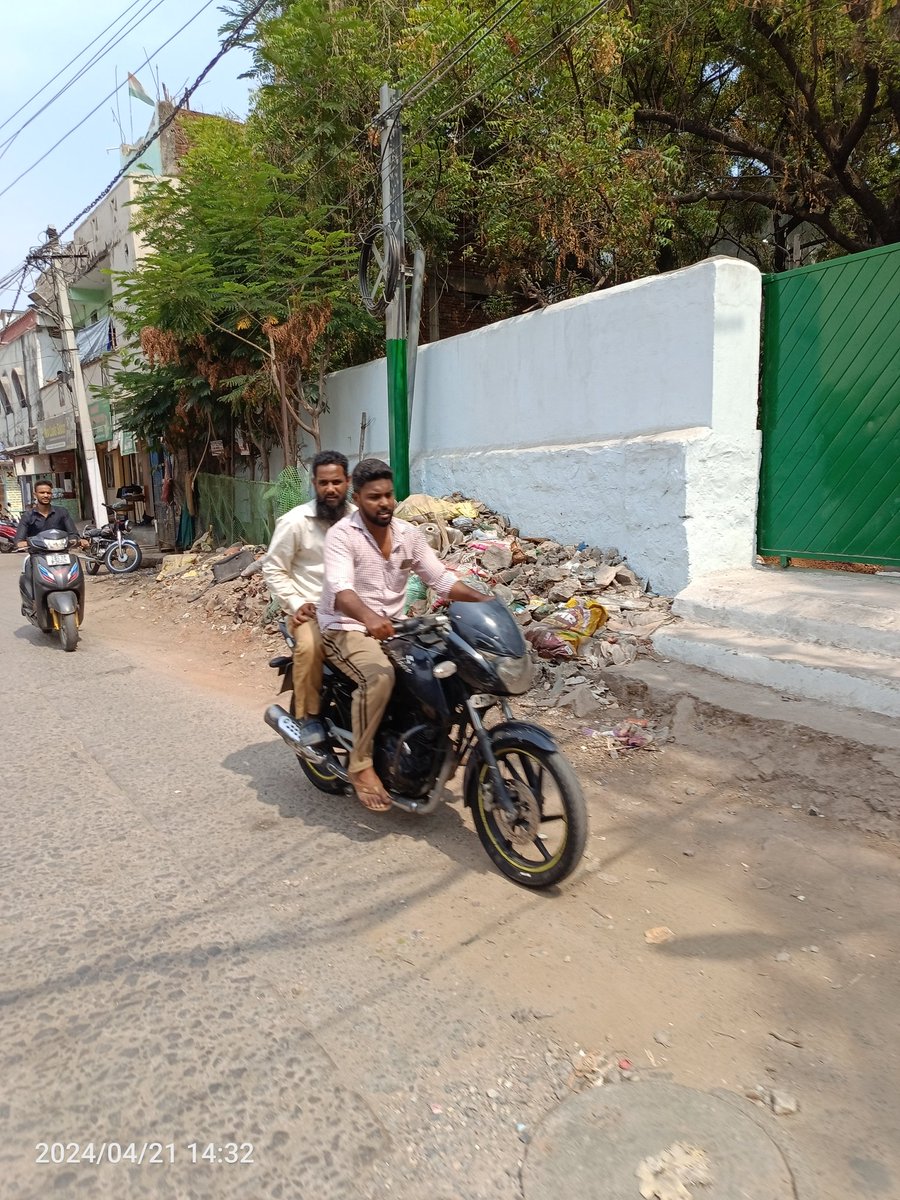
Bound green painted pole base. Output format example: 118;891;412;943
386;337;409;500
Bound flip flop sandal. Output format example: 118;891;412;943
353;784;393;813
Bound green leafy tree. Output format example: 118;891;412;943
109;114;380;483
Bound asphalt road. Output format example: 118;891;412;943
0;559;565;1200
3;557;900;1200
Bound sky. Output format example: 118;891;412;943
0;0;255;306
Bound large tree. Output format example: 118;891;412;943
110;114;379;478
625;0;900;268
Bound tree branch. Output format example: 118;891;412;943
749;10;891;232
836;64;880;170
633;108;788;173
673;189;869;254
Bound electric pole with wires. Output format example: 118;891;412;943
38;228;105;528
378;84;409;500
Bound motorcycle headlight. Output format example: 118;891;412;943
494;653;533;696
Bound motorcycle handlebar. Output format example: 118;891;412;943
389;613;448;637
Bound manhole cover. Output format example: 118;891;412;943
522;1082;797;1199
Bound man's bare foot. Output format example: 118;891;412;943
349;768;392;813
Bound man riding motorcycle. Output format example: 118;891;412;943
15;481;80;549
318;458;485;813
261;451;353;740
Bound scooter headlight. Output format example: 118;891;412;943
494;654;533;696
43;537;67;551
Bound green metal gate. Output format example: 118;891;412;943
757;243;900;567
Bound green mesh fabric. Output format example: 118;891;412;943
197;468;309;547
276;466;306;516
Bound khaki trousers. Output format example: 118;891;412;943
292;619;324;718
321;629;395;773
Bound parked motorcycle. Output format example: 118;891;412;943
19;529;85;651
265;598;587;888
82;501;142;575
0;520;17;553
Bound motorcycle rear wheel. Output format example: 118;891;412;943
84;557;101;576
105;540;142;574
289;695;348;795
467;744;587;888
59;612;79;652
0;540;12;553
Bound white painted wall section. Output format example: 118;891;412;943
321;257;762;595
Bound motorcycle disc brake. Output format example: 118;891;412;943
492;780;542;847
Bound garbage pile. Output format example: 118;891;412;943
152;543;273;632
139;493;672;718
395;493;673;717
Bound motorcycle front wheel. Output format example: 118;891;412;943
466;743;587;888
59;612;79;652
105;540;142;574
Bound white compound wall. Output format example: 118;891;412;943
320;256;762;595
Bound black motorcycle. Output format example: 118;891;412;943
82;501;142;575
19;528;85;651
265;598;587;888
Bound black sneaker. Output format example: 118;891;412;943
264;705;327;749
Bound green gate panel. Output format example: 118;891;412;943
758;243;900;567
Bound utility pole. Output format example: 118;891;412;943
45;228;106;528
378;84;409;500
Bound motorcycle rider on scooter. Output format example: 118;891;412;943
16;481;84;602
319;458;486;814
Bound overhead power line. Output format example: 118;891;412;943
56;0;271;239
0;0;220;204
394;0;527;110
0;0;148;137
0;0;175;162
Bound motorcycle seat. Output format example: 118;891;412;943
84;527;101;537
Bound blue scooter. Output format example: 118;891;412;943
19;528;85;652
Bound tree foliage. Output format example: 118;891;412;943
109;114;380;474
111;0;898;472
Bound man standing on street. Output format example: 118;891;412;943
262;451;352;740
319;458;485;813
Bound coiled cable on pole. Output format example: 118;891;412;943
358;224;401;316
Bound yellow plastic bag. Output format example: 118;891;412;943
545;597;609;647
395;494;457;523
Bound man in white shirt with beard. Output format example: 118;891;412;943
262;451;353;741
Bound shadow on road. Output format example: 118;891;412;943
223;737;498;880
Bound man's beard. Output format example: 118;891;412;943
315;497;348;526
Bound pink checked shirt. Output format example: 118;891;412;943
319;511;457;633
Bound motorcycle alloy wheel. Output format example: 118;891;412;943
288;695;348;795
104;540;142;574
467;744;587;888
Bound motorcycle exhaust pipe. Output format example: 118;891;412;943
264;705;346;776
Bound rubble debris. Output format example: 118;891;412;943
644;926;675;945
745;1084;800;1116
212;546;259;584
127;491;675;709
637;1142;713;1199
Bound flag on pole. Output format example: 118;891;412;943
127;73;154;106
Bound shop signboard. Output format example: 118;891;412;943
37;414;77;454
